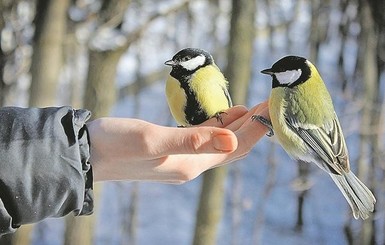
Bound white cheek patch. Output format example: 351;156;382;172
275;69;302;85
180;55;206;71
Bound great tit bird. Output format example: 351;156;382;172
253;55;376;219
164;48;232;126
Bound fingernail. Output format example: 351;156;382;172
212;134;236;152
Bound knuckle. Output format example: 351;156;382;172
186;132;205;154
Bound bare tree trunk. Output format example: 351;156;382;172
64;1;189;243
64;213;96;245
64;19;84;108
192;0;256;244
226;0;256;105
366;0;385;242
29;0;70;107
337;0;352;92
83;49;125;117
356;0;379;244
3;1;70;244
63;0;131;243
192;168;228;245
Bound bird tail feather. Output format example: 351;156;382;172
330;171;376;219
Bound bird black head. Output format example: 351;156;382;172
165;48;214;80
261;56;311;88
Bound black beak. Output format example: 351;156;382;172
164;60;176;66
261;68;274;75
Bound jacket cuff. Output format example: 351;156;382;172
0;107;94;235
75;109;94;215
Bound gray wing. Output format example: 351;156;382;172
285;113;349;175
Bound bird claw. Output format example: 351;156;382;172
251;115;274;137
214;111;228;125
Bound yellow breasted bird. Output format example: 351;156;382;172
253;55;376;219
165;48;232;126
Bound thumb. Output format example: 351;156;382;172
154;126;238;156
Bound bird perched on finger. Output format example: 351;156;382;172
253;55;376;219
164;48;232;126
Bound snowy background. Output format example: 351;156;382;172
2;0;384;244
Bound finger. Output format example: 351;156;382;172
165;103;270;171
212;104;270;166
242;100;270;128
149;126;238;157
225;101;269;131
197;109;269;169
197;105;248;128
235;105;270;149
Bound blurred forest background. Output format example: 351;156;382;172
0;0;384;244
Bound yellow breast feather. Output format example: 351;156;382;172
165;76;188;125
269;87;307;155
189;65;231;117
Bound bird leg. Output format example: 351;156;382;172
251;115;274;137
213;111;228;125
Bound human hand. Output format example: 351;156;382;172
88;101;269;184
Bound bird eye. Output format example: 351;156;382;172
182;56;190;62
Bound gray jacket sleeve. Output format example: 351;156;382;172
0;106;94;235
